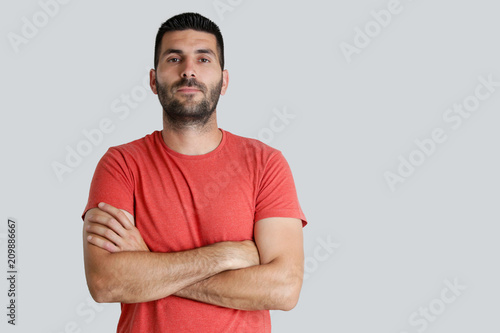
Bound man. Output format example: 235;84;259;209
82;12;307;332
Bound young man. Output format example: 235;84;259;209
82;12;307;332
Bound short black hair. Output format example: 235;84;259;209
154;12;225;70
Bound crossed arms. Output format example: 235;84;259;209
83;202;304;311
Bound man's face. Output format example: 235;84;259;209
151;29;228;127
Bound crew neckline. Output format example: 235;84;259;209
155;128;227;160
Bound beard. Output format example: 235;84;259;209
156;75;223;129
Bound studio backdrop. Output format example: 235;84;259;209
1;0;499;332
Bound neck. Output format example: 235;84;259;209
161;112;222;155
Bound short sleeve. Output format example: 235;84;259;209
81;147;135;221
254;151;307;227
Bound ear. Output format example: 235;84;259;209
150;69;158;95
220;69;229;96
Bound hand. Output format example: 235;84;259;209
85;202;150;253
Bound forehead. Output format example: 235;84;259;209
160;29;218;52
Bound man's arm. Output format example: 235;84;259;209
83;202;259;304
174;217;304;311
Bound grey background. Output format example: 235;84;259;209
1;0;499;332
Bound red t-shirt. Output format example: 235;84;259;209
83;129;307;333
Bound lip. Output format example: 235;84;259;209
176;87;201;93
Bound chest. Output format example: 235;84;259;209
133;157;258;252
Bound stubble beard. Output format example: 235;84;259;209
157;76;223;129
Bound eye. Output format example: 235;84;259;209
167;57;180;63
199;58;210;63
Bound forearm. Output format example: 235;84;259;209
86;242;236;304
174;258;303;311
83;205;260;304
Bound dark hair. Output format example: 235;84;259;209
154;12;225;70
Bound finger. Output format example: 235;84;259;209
86;222;123;247
88;213;129;238
88;206;131;236
87;234;120;253
98;202;134;230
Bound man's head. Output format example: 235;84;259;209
154;12;224;71
150;13;228;129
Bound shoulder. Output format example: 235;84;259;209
222;129;282;163
96;131;161;174
106;131;160;159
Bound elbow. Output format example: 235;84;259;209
88;285;111;304
89;289;107;304
278;287;301;311
84;253;125;303
86;272;118;303
275;277;303;311
267;261;304;311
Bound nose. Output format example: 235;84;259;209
181;59;196;78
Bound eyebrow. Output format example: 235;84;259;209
195;49;216;57
162;48;217;59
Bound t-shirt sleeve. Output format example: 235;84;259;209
81;147;135;221
254;151;307;227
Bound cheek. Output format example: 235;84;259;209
198;65;221;79
156;68;177;84
156;77;174;92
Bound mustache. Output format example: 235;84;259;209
173;77;207;92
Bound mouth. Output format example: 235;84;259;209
176;87;201;94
